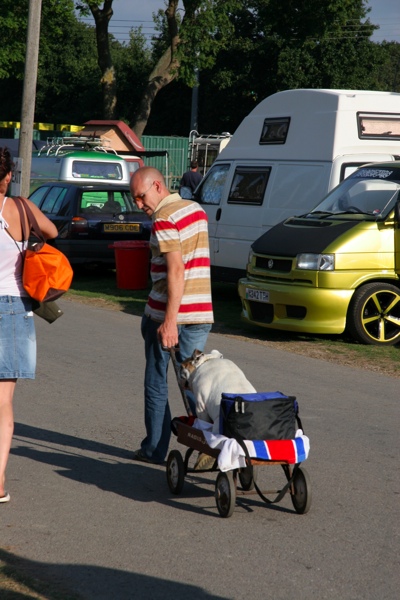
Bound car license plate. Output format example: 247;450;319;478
103;223;140;233
245;288;269;302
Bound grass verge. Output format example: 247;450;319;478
66;267;400;378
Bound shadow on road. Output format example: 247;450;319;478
0;548;229;600
12;422;295;518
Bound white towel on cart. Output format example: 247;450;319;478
193;418;310;473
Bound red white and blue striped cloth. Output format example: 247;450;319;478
244;437;309;464
194;418;310;472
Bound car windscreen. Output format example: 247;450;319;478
80;190;139;214
309;167;400;219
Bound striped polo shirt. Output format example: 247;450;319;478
145;193;214;324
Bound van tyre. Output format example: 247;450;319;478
347;283;400;345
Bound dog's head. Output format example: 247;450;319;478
179;349;223;388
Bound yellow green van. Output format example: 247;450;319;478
238;162;400;345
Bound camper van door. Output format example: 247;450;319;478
196;160;332;277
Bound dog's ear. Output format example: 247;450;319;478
193;350;205;365
210;350;223;359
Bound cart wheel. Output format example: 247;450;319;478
238;465;258;491
215;471;236;518
166;450;185;495
291;466;312;514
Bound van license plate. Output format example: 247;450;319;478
104;223;140;232
246;288;269;302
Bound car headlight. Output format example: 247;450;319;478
247;249;254;266
296;253;334;271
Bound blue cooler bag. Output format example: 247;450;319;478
220;392;298;441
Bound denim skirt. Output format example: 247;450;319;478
0;296;36;379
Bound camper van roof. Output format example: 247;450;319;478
219;89;400;162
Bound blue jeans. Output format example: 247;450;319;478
140;314;212;462
0;295;36;379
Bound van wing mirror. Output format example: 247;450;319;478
395;201;400;224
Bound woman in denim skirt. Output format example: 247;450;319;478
0;147;57;503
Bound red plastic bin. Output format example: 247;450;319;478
109;241;150;290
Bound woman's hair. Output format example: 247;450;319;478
0;147;14;181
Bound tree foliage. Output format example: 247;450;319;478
0;0;398;139
131;0;242;137
198;0;390;133
0;0;104;122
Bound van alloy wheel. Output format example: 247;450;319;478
347;283;400;345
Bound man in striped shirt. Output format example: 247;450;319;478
130;167;213;464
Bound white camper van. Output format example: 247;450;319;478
192;89;400;281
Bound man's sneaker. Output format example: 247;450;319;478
131;449;164;465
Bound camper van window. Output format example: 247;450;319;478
228;167;270;206
41;187;68;215
259;118;290;145
71;160;123;180
358;113;400;140
196;164;230;205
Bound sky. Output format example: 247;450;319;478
81;0;400;45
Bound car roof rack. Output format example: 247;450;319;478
37;135;118;157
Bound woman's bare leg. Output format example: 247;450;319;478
0;379;16;497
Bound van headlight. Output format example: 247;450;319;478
248;249;254;266
296;253;334;271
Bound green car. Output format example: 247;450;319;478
238;162;400;346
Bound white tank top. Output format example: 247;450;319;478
0;196;28;296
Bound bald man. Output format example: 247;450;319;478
130;167;213;463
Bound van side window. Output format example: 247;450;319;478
259;118;290;144
196;164;230;205
228;167;271;205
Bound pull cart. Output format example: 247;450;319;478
166;349;311;518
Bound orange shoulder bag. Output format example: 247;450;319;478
14;196;73;302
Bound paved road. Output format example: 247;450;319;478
1;298;399;600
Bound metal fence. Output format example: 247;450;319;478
141;135;189;190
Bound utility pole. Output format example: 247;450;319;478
18;0;42;198
190;67;199;132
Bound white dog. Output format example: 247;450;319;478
179;349;256;433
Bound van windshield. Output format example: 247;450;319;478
309;167;400;220
72;160;123;180
195;164;230;205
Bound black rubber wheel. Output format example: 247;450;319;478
238;465;258;491
347;283;400;345
215;471;236;518
291;466;312;514
166;450;185;494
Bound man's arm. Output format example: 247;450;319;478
157;250;185;348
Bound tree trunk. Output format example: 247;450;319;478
90;0;117;119
132;0;181;138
